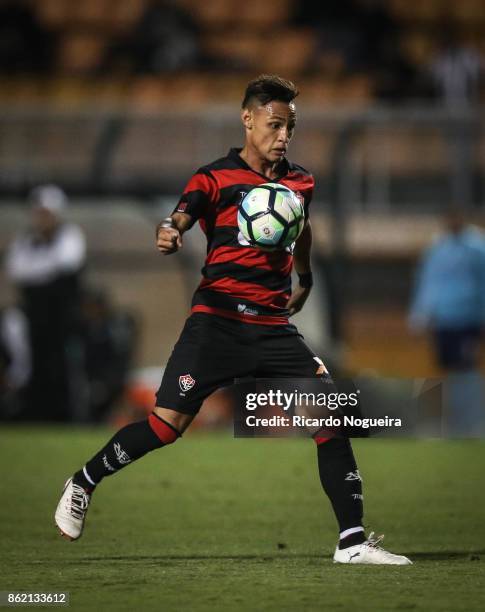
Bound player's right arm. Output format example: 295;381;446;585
156;212;193;255
156;168;218;256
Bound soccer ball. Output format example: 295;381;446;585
237;183;305;250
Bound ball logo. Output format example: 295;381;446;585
179;373;196;392
237;231;250;246
262;226;272;236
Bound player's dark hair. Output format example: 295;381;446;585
242;74;299;108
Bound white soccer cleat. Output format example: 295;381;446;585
54;478;92;541
333;532;413;565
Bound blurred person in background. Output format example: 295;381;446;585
99;0;201;75
0;0;56;74
428;24;484;109
291;0;366;72
0;305;30;419
427;24;485;207
79;289;138;422
409;209;485;436
291;0;419;101
5;185;86;421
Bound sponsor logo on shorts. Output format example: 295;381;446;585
237;304;259;316
179;373;196;392
114;442;131;465
345;470;362;482
352;493;364;500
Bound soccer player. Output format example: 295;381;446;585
55;75;411;565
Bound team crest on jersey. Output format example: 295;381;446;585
179;373;196;392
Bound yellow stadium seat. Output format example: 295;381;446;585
182;0;235;27
58;34;107;73
109;0;149;32
258;29;316;74
237;0;291;28
36;0;73;28
450;0;485;25
202;32;262;68
401;31;437;66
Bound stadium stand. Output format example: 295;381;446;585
0;0;482;107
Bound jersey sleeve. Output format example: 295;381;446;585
302;176;315;220
173;170;218;220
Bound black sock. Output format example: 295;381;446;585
73;418;172;488
316;438;364;543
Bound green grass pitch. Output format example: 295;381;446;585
1;426;485;611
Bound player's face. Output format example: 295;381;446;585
244;100;296;164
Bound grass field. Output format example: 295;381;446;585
1;427;485;611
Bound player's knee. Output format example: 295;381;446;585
148;412;181;445
153;405;193;432
315;436;353;458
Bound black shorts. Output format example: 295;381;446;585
156;313;328;415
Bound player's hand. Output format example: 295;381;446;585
287;285;311;317
156;220;183;255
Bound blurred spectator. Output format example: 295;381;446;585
5;185;86;421
409;210;485;436
79;289;138;422
292;0;367;73
0;305;30;419
100;0;201;75
371;38;420;102
426;25;484;207
357;0;420;101
292;0;393;69
0;0;56;74
292;0;419;99
428;25;484;108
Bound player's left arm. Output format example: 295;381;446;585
287;219;313;316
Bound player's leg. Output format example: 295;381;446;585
255;332;365;543
55;313;255;540
256;328;411;564
54;405;190;541
71;407;193;491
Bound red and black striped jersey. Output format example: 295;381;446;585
174;148;314;325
